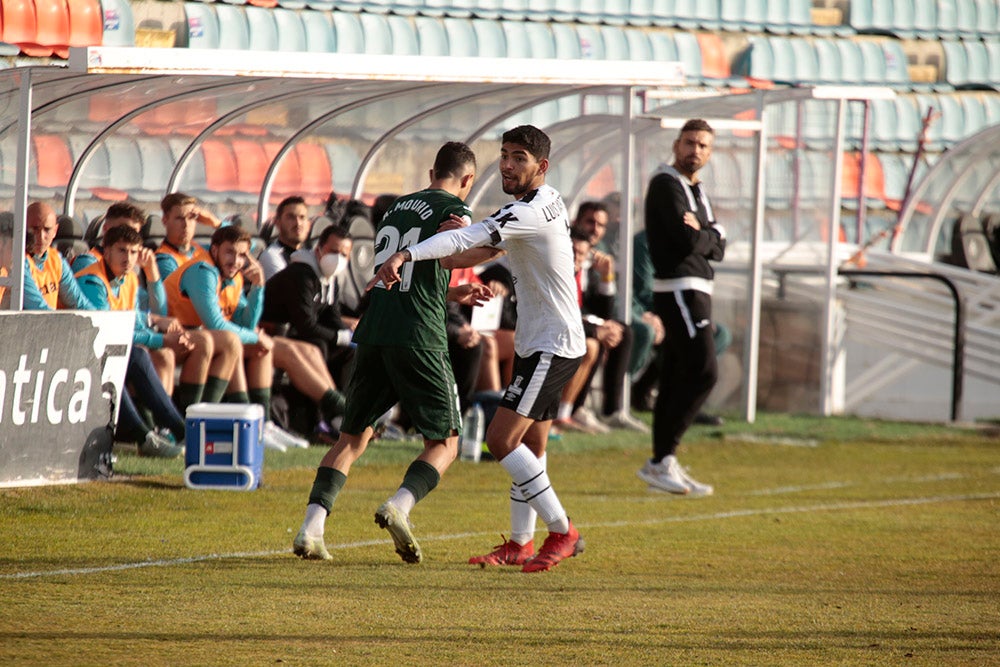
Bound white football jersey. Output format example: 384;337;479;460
481;184;586;359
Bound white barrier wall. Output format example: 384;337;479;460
0;310;132;487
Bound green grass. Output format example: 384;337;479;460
2;413;998;666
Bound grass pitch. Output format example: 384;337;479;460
1;413;998;666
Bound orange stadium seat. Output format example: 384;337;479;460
2;0;39;52
232;137;268;195
66;0;102;47
33;133;73;189
31;0;71;57
294;142;332;205
201;139;239;193
263;140;302;200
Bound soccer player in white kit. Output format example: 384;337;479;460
371;125;587;573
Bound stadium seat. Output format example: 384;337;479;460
574;24;605;59
697;32;746;86
812;38;842;84
104;136;144;195
647;30;677;63
359;13;390;55
941;40;969;87
975;0;998;38
912;0;936;39
245;6;278;51
294;142;333;204
247;0;277;9
856;38;887;84
937;93;967;144
2;0;38;50
442;16;475;57
765;0;792;34
647;0;676;27
301;10;334;53
893;95;922;151
331;11;363;54
214;4;249;50
551;21;581;59
914;93;946;150
868;98;899;150
54;214;88;262
184;3;220;50
33;134;73;189
959;93;989;137
136;138;174;203
848;0;874;32
32;0;71;57
624;27;652;61
878;153;909;208
963;39;992;87
273;8;305;52
787;0;813;35
788;36;818;84
524;21;556;59
935;0;959;37
388;14;418;56
231;137;268;196
672;31;704;83
836;38;865;84
458;0;499;20
733;35;773;81
263;140;302;199
470;17;504;57
415;15;449;56
955;0;978;38
879;38;911;89
768;36;796;84
202;139;239;194
325;142;361;194
986;40;1000;84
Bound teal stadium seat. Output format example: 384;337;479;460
599;25;630;60
359;13;391;55
894;95;922;152
879;38;912;89
301;10;334;53
848;0;874;33
524;21;556;59
551;21;581;59
789;36;818;84
456;0;499;20
215;4;249;50
331;11;363;54
959;93;989;137
888;0;916;39
137;138;175;203
624;28;652;61
787;0;813;35
857;39;887;84
914;93;946;150
273;9;306;52
935;0;959;37
413;16;446;56
647;30;678;63
471;17;504;57
441;16;475;57
835;38;865;84
937;94;967;145
981;92;1000;125
765;0;792;34
621;0;653;27
672;31;703;83
574;24;606;59
812;38;842;84
671;0;701;29
768;36;796;84
962;39;992;87
941;40;969;87
733;35;774;81
955;0;979;38
388;15;419;56
184;3;220;50
912;0;936;39
975;0;998;38
869;98;899;150
99;0;135;47
648;0;676;28
985;40;1000;85
245;6;278;51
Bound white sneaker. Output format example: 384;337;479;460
571;407;611;434
602;410;651;433
139;431;184;458
675;461;714;497
636;456;690;494
263;421;310;450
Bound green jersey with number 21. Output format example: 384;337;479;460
353;188;472;351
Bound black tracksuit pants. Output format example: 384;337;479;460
651;288;718;461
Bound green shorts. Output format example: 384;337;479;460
340;344;462;441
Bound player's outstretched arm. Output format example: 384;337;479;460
367;250;409;291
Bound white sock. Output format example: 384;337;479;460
556;402;573;420
301;503;327;537
500;445;569;534
387;487;416;516
509;452;544;545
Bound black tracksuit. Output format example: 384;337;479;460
645;165;726;461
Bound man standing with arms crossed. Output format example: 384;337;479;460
373;125;587;573
292;141;494;565
636;119;724;497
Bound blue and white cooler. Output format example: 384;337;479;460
184;403;264;491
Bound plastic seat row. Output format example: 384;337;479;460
0;0;102;57
850;0;1000;40
178;0;837;36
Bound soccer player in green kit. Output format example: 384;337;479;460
293;141;497;564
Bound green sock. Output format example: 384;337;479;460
203;376;230;403
400;460;440;504
319;389;346;422
223;391;249;404
309;466;348;513
248;387;271;417
175;382;204;414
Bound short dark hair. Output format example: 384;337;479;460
105;201;146;226
574;201;608;223
211;224;251;248
432;142;477;180
570;228;591;244
679;118;715;137
318;224;351;248
502;125;551;161
161;192;196;217
276;195;307;220
103;224;143;248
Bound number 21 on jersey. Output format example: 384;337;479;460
373;225;422;292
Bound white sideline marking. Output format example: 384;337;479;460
3;491;997;581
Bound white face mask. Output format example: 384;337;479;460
319;252;348;279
